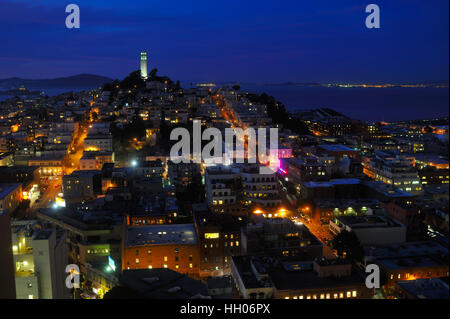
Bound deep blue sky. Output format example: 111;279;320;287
1;0;448;83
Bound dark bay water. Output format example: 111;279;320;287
240;84;449;122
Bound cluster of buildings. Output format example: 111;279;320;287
0;52;448;300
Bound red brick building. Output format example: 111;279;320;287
122;224;200;278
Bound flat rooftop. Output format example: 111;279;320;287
0;183;21;199
85;134;112;140
116;268;208;299
231;256;273;289
304;178;360;188
414;153;448;165
125;224;197;247
269;265;365;291
81;151;113;159
318;144;355;152
379;256;445;270
64;169;102;177
364;241;449;259
336;215;403;228
397;278;449;299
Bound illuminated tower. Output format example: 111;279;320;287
140;51;148;80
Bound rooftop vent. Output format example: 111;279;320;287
142;277;159;284
167;286;181;293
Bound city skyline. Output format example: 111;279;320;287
0;0;449;305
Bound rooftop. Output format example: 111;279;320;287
379;256;446;270
125;224;197;247
269;264;365;291
364;241;449;259
64;169;102;177
336;215;403;228
304;178;360;188
397;278;449;299
318;144;355;152
107;268;208;299
0;183;21;199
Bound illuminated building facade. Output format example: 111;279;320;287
272;258;372;299
205;165;241;214
79;151;114;170
122;224;200;278
0;183;22;214
379;256;449;288
84;135;113;152
193;206;246;277
241;164;281;209
231;256;371;299
362;155;423;195
28;157;63;176
62;170;102;200
11;220;69;299
243;215;323;260
0;151;14;166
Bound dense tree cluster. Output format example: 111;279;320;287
331;230;364;262
248;92;310;135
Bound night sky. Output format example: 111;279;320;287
1;0;448;83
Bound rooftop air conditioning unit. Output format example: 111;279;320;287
168;286;181;293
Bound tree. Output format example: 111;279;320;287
120;70;146;90
18;199;30;210
149;68;158;79
176;173;205;214
232;84;240;91
331;230;364;261
249;92;310;135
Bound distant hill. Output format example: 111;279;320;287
0;74;114;90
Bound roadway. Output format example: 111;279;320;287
27;177;62;218
26;110;93;217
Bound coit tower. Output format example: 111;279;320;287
140;51;148;80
